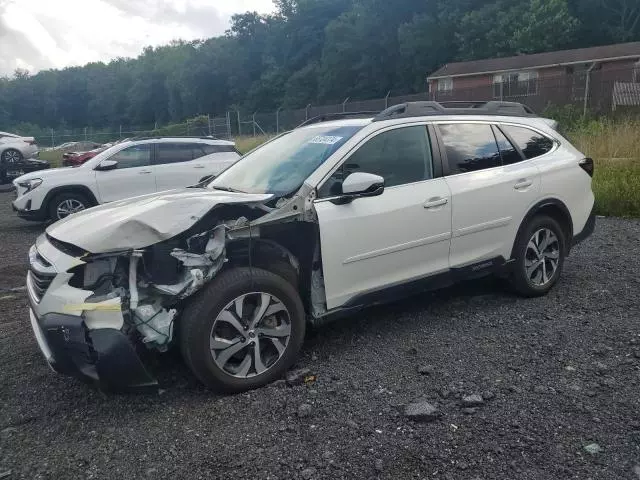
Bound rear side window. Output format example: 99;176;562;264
501;125;555;159
200;144;239;156
156;143;196;164
492;126;522;165
439;123;501;174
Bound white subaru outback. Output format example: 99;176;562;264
12;137;240;222
25;102;595;393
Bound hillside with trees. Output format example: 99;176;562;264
0;0;639;130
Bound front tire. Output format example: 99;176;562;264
48;192;89;221
179;267;306;393
510;215;567;297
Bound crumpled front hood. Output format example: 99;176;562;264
46;188;274;252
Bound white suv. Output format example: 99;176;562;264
12;137;240;222
25;102;595;393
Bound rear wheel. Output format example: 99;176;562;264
510;215;567;297
48;192;90;221
2;148;23;164
180;267;306;393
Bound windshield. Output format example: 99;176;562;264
209;125;364;195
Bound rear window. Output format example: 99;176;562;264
501;125;555;159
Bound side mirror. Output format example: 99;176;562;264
95;159;118;171
333;172;384;204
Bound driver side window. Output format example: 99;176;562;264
108;144;151;169
318;125;433;198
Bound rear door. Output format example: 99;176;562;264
95;143;156;202
193;144;241;178
437;122;541;267
153;143;201;191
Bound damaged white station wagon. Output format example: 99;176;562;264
26;101;596;392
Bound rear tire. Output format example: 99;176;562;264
48;192;90;221
510;215;567;297
2;148;23;164
179;267;306;393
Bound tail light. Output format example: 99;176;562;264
579;157;594;177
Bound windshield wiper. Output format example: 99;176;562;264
212;185;246;193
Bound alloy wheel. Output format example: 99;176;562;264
525;228;560;287
56;199;85;219
209;292;291;378
3;150;20;163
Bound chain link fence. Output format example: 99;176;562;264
34;65;640;148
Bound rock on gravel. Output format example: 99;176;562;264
404;401;440;422
297;403;313;418
584;443;603;455
461;394;484;407
301;467;316;479
417;364;435;375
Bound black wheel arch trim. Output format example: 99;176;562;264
511;198;573;259
42;185;99;212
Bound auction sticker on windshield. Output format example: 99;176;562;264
309;135;343;145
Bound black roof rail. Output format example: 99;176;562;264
128;135;228;141
372;101;536;122
297;111;379;128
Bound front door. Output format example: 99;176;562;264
95;143;156;202
314;125;453;310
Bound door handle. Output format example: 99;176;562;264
514;179;533;190
424;197;448;209
139;170;152;174
193;165;205;169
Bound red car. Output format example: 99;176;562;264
62;146;107;167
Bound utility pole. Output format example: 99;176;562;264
276;107;282;134
252;112;257;137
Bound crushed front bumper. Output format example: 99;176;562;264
29;308;158;391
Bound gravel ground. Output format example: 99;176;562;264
1;190;640;480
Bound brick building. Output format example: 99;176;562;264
427;42;640;112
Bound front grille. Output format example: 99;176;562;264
27;244;57;303
28;270;55;302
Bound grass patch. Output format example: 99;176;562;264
566;119;640;218
38;150;64;168
234;135;271;154
590;159;640;217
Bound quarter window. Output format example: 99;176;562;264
109;144;151;169
439;123;501;175
492;126;522;165
502;125;555;159
319;126;433;197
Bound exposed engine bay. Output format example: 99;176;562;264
59;186;326;353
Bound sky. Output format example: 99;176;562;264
0;0;275;75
